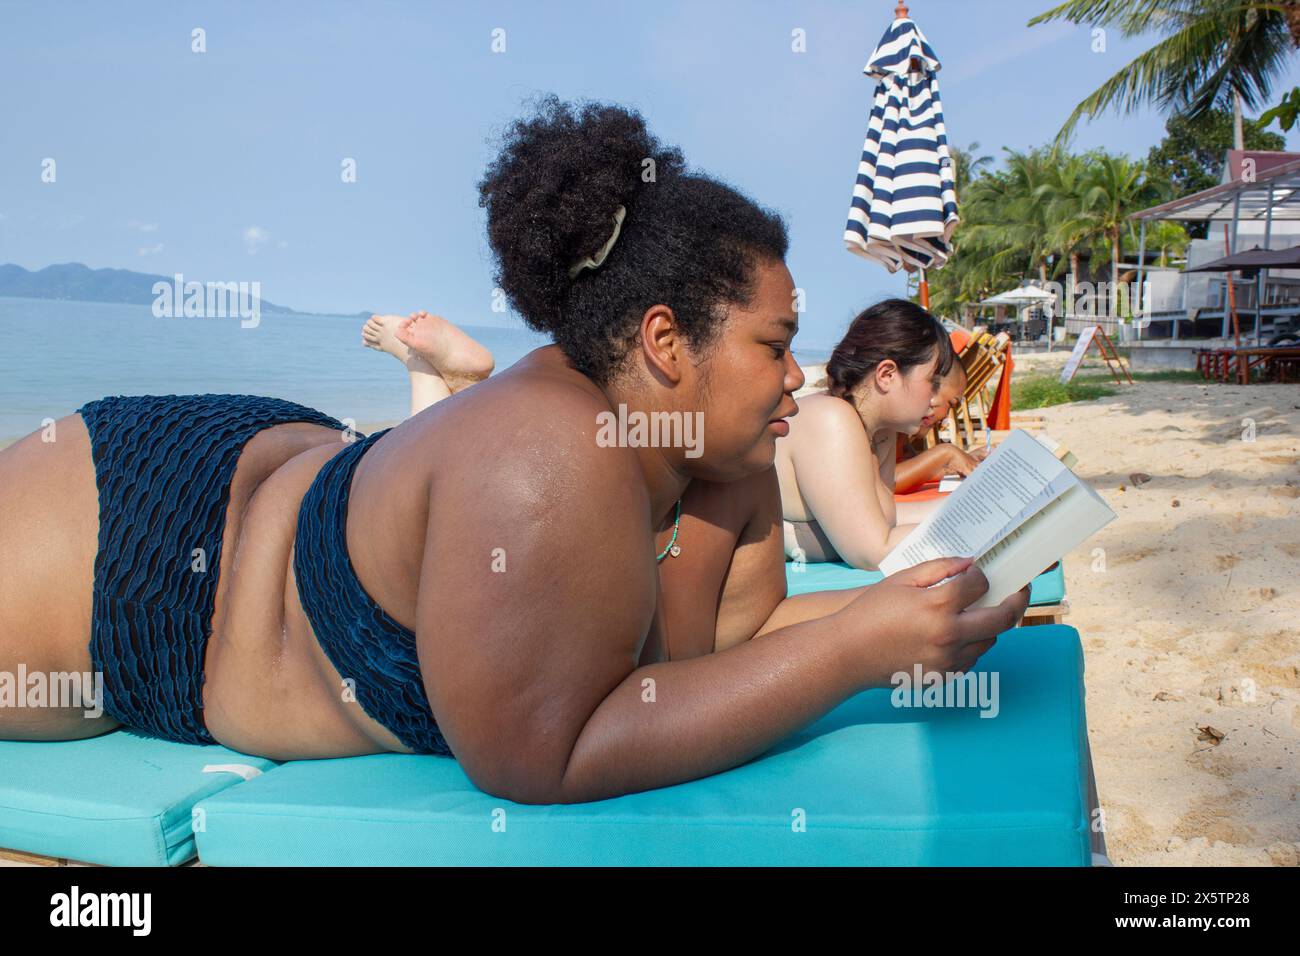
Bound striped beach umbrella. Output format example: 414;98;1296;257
844;2;958;304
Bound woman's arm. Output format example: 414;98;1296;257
896;443;985;493
414;392;874;804
713;462;872;649
751;585;870;637
895;444;956;493
559;558;1023;805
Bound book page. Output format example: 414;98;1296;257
879;430;1071;574
970;478;1116;608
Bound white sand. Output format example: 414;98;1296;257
1020;377;1299;866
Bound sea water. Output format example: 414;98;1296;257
0;296;832;441
0;297;552;440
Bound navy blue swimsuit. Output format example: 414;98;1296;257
77;394;451;755
294;427;451;755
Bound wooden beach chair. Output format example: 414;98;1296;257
960;331;1011;441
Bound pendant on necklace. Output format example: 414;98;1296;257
669;544;681;557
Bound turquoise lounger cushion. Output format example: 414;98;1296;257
785;559;1066;605
0;733;277;866
785;561;883;596
1029;560;1066;605
194;623;1091;866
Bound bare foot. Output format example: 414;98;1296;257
362;314;435;374
396;311;494;393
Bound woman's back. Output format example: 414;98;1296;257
207;343;656;758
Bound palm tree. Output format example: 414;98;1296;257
948;142;994;198
1029;0;1299;149
1036;153;1095;313
1072;154;1169;316
1144;219;1192;266
926;160;1030;322
928;148;1066;323
962;148;1063;284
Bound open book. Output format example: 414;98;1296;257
879;430;1116;608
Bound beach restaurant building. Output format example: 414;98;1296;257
1124;150;1300;364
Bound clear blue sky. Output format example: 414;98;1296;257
5;0;1300;350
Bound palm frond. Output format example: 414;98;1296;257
1036;0;1295;139
1028;0;1170;31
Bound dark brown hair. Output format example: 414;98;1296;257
825;298;955;402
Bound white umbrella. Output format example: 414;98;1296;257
978;284;1057;308
979;284;1058;344
844;1;959;309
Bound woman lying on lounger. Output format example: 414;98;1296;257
777;301;986;569
0;96;1028;805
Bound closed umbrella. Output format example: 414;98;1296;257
844;1;959;308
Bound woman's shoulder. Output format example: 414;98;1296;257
791;391;865;440
430;355;644;491
479;360;615;437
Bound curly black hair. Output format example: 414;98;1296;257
477;94;789;387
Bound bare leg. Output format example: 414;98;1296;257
396;311;494;400
362;313;494;418
363;314;449;417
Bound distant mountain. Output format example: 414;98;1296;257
0;263;368;316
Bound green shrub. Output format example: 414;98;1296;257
1011;376;1116;409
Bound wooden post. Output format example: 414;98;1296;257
1224;224;1241;349
1135;219;1147;341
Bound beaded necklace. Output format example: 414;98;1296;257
655;498;683;562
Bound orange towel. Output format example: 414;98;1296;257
894;480;948;503
987;343;1013;431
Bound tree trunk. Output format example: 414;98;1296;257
1233;88;1245;152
